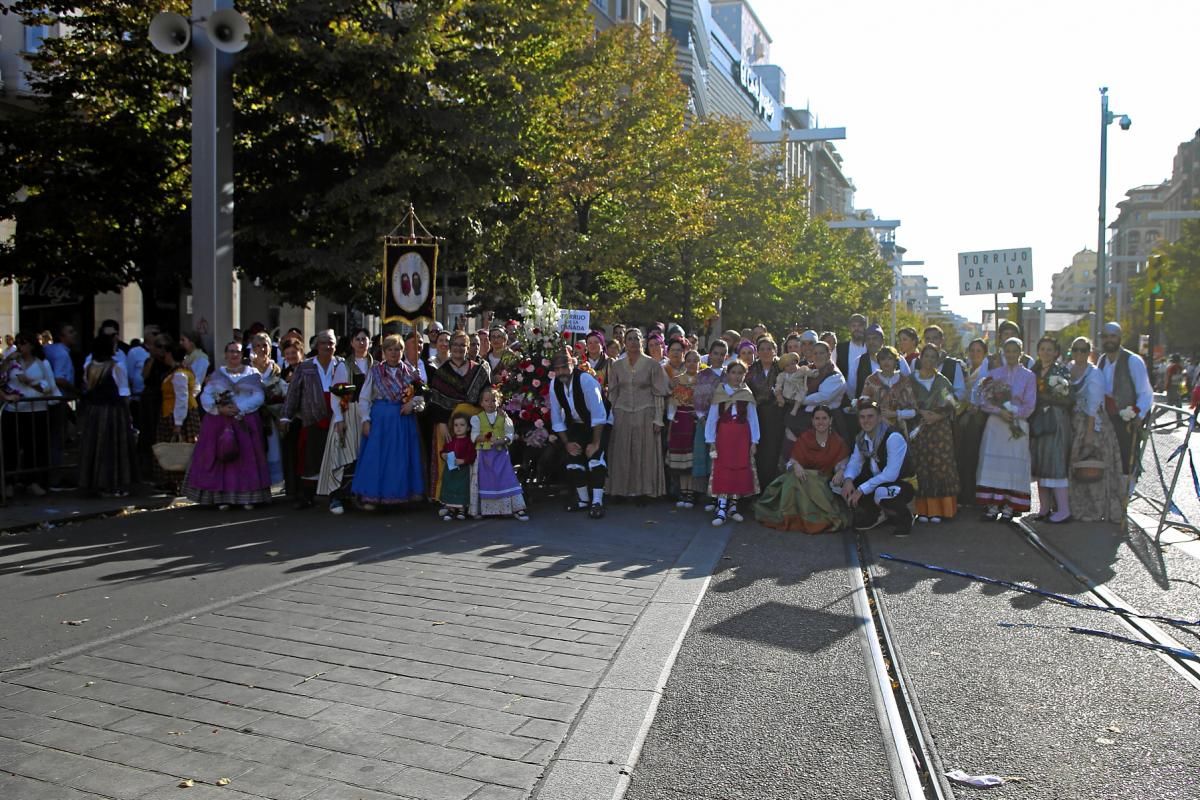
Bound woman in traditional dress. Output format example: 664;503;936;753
180;332;210;393
1066;337;1124;522
976;337;1037;522
607;328;670;501
910;343;960;523
755;405;851;533
154;344;201;491
955;338;989;507
692;339;728;511
585;331;611;390
862;346;916;437
470;386;529;520
318;328;373;513
429;330;451;371
184;341;272;509
426;331;491;502
78;334;137;497
706;360;759;526
746;336;783;485
735;339;757;371
1029;336;1074;522
250;332;285;485
352;334;426;510
666;348;701;508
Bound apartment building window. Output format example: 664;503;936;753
637;1;648;23
652;14;663;34
24;11;51;53
617;0;629;19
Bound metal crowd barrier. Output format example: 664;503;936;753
1129;400;1200;543
0;396;76;507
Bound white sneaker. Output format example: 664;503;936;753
916;515;930;523
329;500;344;515
676;500;688;508
703;503;716;512
711;515;725;527
730;510;745;523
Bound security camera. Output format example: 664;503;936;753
1119;115;1132;131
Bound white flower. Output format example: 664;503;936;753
1002;401;1017;413
1118;405;1137;422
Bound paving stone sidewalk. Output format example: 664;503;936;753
0;509;716;800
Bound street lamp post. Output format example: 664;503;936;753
149;2;249;355
1094;87;1131;344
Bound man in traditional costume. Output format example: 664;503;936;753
1097;321;1154;482
280;330;348;509
841;400;916;537
550;350;610;519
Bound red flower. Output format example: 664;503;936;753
520;409;532;421
539;383;550;397
485;432;493;440
532;328;542;336
562;331;571;340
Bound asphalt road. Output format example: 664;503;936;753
0;503;453;670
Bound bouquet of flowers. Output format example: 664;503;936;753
330;382;356;413
980;377;1024;439
1118;405;1139;422
496;281;569;447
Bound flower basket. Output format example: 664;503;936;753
1072;459;1106;483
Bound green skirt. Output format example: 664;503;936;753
754;469;851;534
439;465;470;507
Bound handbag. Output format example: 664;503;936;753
216;421;241;463
152;441;195;473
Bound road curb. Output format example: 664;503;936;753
0;494;187;535
530;522;731;800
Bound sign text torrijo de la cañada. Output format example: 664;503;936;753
958;248;1033;296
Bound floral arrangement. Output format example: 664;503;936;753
980;377;1024;439
1118;405;1139;422
495;281;571;448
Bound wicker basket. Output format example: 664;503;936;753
152;441;195;473
1072;459;1105;483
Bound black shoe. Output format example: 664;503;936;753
589;503;605;519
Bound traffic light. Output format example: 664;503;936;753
1152;297;1165;321
1147;254;1163;296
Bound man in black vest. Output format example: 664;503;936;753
1097;321;1154;477
923;325;967;402
549;351;610;519
841;400;916;536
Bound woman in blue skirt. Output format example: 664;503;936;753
351;335;426;510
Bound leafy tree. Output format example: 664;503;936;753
0;1;192;299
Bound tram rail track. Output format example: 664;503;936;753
849;511;1200;799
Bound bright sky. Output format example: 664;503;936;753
750;0;1199;324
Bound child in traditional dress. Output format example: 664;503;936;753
471;388;529;521
774;352;811;443
438;412;476;520
705;361;760;526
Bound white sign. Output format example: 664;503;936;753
558;309;591;334
958;248;1033;296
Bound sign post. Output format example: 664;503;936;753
558;309;591;335
959;248;1034;351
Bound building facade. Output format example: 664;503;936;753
1107;182;1166;318
1163;129;1200;244
1050;248;1097;311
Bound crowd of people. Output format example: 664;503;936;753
0;312;1159;536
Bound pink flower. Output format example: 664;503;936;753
533;419;545;429
531;379;541;388
524;364;535;373
541;358;550;367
